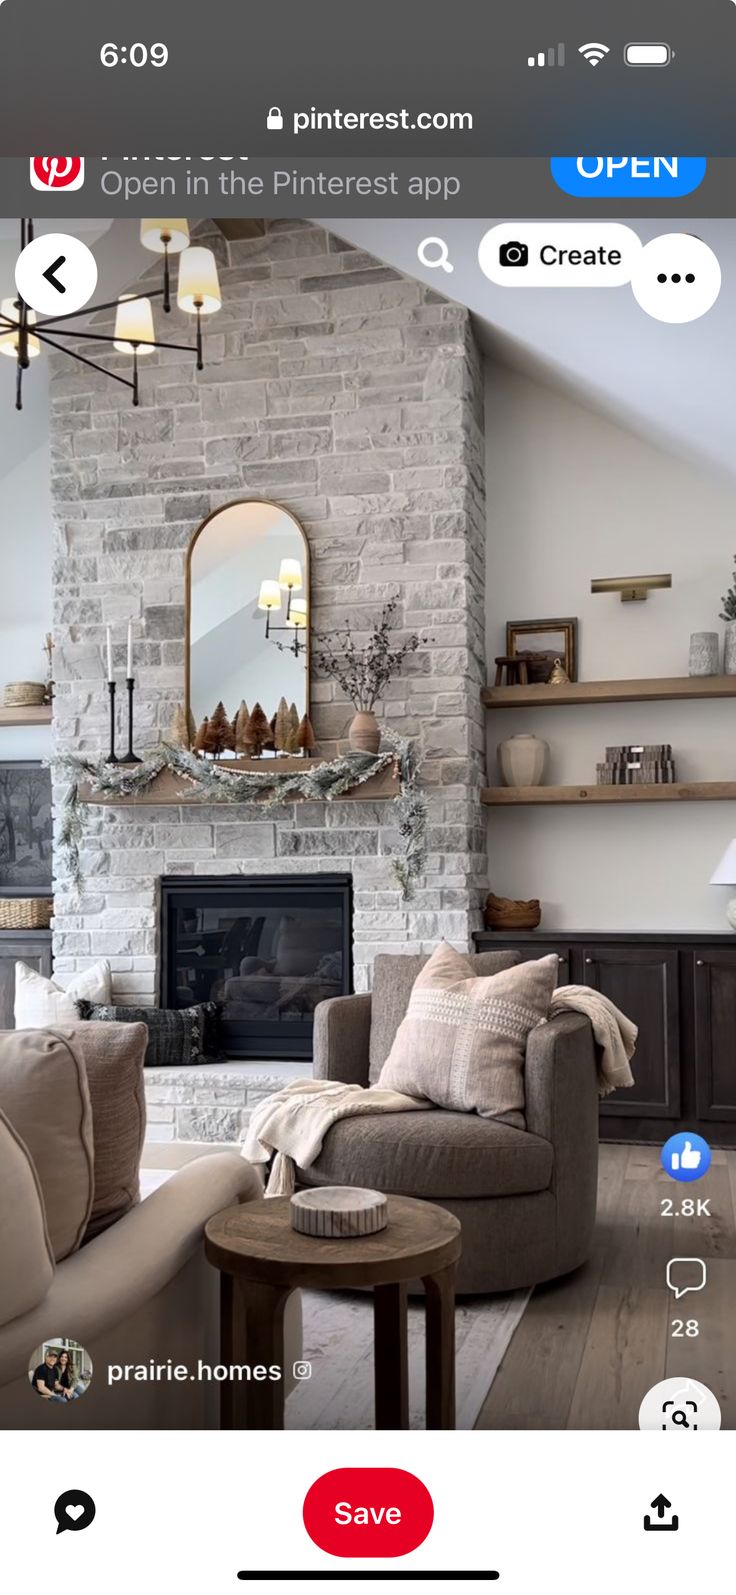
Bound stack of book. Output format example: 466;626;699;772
597;743;676;785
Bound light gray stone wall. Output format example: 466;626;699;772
49;220;487;1004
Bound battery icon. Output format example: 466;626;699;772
624;42;674;66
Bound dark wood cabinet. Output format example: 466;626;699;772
473;930;736;1146
0;930;52;1030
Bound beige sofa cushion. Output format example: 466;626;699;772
58;1023;147;1240
378;942;558;1128
0;1107;55;1325
368;947;520;1083
0;1029;94;1260
14;958;111;1029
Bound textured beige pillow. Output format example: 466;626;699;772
0;1107;55;1326
378;942;559;1128
0;1029;94;1260
58;1023;147;1240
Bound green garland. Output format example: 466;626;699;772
54;736;428;900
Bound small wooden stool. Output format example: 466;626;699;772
494;655;529;687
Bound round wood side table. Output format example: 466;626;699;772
205;1193;462;1431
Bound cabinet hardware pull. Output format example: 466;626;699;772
696;959;704;966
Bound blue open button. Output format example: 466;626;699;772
551;156;707;198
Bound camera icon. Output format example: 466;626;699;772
292;1360;312;1381
499;240;529;268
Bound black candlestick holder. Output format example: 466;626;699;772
118;676;142;764
106;680;120;764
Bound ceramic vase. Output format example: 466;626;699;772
349;710;381;754
688;631;720;677
498;733;549;787
724;621;736;676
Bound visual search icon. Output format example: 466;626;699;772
639;1377;721;1431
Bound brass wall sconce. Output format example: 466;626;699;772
591;573;672;604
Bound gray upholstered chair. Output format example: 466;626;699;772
306;951;599;1294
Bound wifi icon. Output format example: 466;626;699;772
578;41;610;65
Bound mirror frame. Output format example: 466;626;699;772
184;497;311;749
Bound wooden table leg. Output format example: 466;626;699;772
373;1281;409;1429
423;1264;456;1430
220;1272;293;1430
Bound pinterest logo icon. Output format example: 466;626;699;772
30;156;85;192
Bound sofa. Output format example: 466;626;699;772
0;1024;300;1428
305;951;599;1294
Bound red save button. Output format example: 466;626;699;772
303;1468;434;1557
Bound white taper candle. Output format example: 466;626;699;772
106;626;113;682
127;621;133;679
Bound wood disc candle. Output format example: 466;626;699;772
290;1186;388;1239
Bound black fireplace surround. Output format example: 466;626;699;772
160;874;353;1060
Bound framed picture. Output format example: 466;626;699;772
506;617;578;684
0;762;52;895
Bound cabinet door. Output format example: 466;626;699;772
693;950;736;1121
581;944;680;1117
0;934;52;1029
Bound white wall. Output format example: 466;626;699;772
485;362;736;931
0;352;52;763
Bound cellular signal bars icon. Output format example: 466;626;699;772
527;44;565;67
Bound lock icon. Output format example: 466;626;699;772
267;106;284;131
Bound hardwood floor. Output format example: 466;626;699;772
476;1144;736;1429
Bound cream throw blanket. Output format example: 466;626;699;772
242;986;637;1194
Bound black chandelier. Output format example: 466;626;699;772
0;219;222;412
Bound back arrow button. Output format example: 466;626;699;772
42;255;67;294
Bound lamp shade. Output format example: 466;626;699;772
710;839;736;885
140;218;190;254
286;599;308;629
177;247;221;315
0;297;40;358
258;580;281;612
113;295;156;353
278;557;302;591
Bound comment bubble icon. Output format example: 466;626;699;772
666;1257;707;1300
54;1489;96;1535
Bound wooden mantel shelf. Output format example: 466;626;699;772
482;781;736;806
0;704;52;727
482;675;736;709
78;758;400;807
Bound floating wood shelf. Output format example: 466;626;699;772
0;704;52;727
482;781;736;806
78;759;400;807
482;676;736;709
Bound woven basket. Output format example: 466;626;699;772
3;681;46;707
0;898;53;929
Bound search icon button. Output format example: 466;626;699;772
418;236;454;273
671;1410;690;1428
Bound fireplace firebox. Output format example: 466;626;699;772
160;874;353;1060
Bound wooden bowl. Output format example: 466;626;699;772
484;893;541;931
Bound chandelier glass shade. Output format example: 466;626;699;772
0;219;222;411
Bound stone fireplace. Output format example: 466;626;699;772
48;218;488;1113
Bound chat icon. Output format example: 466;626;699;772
666;1257;707;1300
54;1489;96;1534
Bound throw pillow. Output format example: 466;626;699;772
368;947;521;1082
0;1106;55;1326
378;941;559;1128
0;1028;94;1260
58;1022;147;1240
14;958;112;1029
75;1001;218;1068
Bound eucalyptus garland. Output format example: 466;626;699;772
54;736;428;900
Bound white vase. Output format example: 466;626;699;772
498;733;549;787
688;631;720;676
724;621;736;676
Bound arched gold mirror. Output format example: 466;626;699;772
185;499;310;752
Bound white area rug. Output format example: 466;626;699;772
286;1287;530;1430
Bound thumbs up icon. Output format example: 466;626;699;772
661;1132;711;1183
